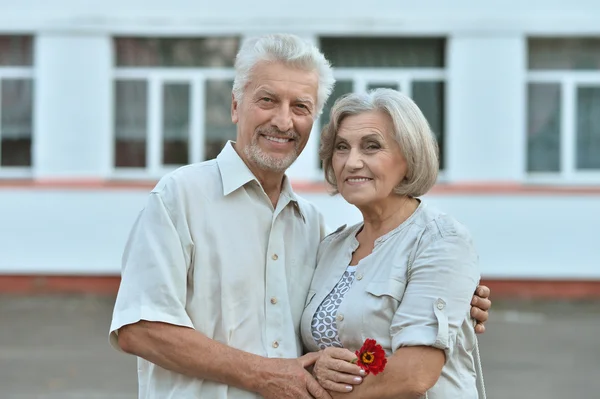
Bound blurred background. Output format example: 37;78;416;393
0;0;599;398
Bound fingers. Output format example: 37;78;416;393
306;374;333;399
327;359;364;376
471;295;492;311
312;351;365;393
471;306;489;323
299;352;321;368
475;323;486;334
476;284;491;299
316;379;355;393
323;347;357;362
471;297;491;318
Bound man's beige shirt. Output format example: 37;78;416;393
110;142;327;399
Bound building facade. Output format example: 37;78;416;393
1;0;599;292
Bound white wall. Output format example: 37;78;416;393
1;189;598;278
447;35;526;182
34;33;113;179
1;0;600;34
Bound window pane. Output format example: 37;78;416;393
529;38;600;70
115;37;239;67
318;80;353;168
412;81;445;169
367;82;399;91
205;80;236;160
527;83;561;172
1;79;33;166
0;36;33;66
163;83;190;165
320;80;354;129
576;87;600;170
114;80;147;167
320;37;445;68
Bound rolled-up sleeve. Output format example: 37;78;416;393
109;189;194;352
390;233;479;361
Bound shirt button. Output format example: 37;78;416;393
270;297;278;305
272;254;278;261
356;273;363;280
272;341;279;348
336;314;344;322
436;299;446;310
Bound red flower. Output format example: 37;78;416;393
351;338;387;375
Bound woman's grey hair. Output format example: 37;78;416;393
232;34;335;118
320;88;440;197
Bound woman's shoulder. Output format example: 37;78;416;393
413;202;474;244
318;222;361;252
324;222;361;242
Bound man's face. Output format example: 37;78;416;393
232;61;318;173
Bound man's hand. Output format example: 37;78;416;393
312;347;365;393
256;353;332;399
471;285;492;333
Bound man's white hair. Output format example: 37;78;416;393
232;34;335;118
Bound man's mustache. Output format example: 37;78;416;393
256;127;300;141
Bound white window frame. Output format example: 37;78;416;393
527;71;600;184
332;67;445;95
112;67;235;180
0;67;34;178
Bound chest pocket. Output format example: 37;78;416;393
363;278;407;339
366;278;406;302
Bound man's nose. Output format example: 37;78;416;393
271;105;293;132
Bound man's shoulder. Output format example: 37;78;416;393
152;160;221;196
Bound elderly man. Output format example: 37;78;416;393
110;34;491;399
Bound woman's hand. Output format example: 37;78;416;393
312;347;366;393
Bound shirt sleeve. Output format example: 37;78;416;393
109;189;194;352
390;233;480;362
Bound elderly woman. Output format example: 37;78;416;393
300;88;485;398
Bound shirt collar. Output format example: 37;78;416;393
216;141;258;196
280;174;306;223
215;141;306;222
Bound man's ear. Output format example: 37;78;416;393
231;92;239;124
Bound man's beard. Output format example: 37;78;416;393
244;127;301;173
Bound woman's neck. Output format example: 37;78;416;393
358;196;419;243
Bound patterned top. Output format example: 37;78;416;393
311;265;357;349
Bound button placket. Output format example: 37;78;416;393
265;221;285;357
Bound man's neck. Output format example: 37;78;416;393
233;144;286;208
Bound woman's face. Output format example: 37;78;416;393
332;111;408;208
